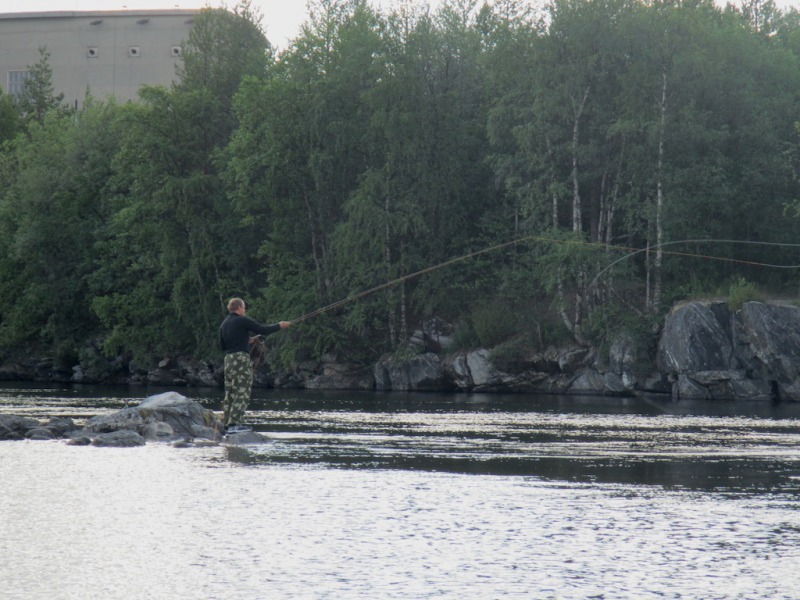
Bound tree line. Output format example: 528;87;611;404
1;0;800;373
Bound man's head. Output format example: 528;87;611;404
227;297;246;315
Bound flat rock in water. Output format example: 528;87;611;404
92;430;146;447
223;431;270;445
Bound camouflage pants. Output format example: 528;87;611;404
223;351;253;426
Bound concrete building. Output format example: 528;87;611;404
0;10;201;107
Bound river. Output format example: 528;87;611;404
1;383;799;599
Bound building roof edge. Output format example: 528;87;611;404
0;9;204;20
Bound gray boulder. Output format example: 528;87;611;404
569;369;606;394
658;302;735;373
25;427;56;440
676;374;710;400
92;430;146;447
442;354;472;389
0;415;41;440
467;349;499;387
82;391;222;441
306;361;374;390
608;336;639;391
439;349;508;391
374;353;445;391
735;302;800;385
0;415;80;441
602;372;628;394
223;430;270;445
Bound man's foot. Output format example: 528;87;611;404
225;424;252;435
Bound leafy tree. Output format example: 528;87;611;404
227;0;386;363
91;5;272;362
329;0;496;351
15;46;67;126
0;90;20;143
0;100;120;360
3;0;800;372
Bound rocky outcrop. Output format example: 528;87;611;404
1;392;224;445
657;301;800;401
370;301;800;402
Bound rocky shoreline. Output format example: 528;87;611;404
2;301;800;403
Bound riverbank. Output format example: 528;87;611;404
3;301;800;402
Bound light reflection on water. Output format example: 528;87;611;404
1;384;799;599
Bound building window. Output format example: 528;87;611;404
7;70;30;97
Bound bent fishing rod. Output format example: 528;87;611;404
287;236;800;326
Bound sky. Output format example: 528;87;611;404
0;0;443;50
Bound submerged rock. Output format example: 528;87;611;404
92;430;146;447
222;430;270;445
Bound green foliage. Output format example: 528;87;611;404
583;301;660;377
471;299;520;348
0;90;20;143
489;336;532;373
447;321;480;352
3;0;800;373
15;47;67;125
0;100;119;352
727;276;763;311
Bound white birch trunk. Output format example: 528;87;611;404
652;67;668;312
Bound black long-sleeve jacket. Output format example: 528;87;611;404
219;313;280;354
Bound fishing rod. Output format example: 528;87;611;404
289;235;542;325
288;236;800;325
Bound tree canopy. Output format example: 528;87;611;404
2;0;800;371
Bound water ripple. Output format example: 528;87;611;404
1;386;799;599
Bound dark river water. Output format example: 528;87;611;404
1;383;799;599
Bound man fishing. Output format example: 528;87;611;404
219;297;290;435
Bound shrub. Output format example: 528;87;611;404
727;276;762;311
471;300;520;348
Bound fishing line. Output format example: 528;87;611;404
289;236;800;325
590;238;800;286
